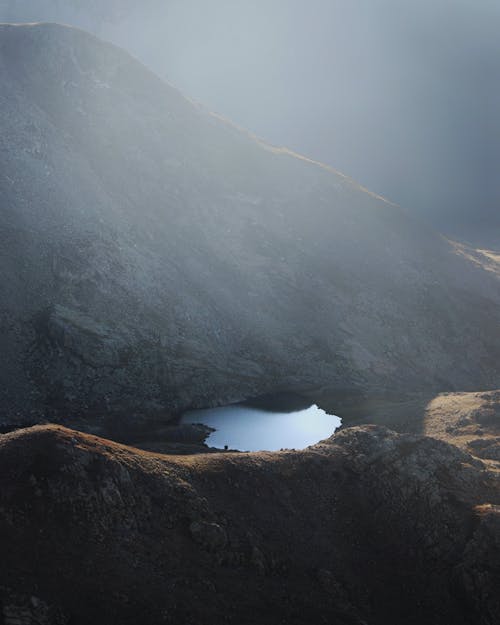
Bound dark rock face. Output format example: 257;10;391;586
0;424;499;624
0;23;499;427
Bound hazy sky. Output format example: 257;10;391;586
2;0;499;234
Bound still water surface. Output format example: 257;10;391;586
181;404;341;451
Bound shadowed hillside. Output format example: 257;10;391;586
0;423;499;624
0;23;499;429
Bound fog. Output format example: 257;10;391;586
2;0;499;235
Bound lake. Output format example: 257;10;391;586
181;403;341;452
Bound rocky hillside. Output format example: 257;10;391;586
0;423;499;624
1;23;499;428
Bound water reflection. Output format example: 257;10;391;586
181;403;341;451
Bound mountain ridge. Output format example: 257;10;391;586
0;422;499;624
3;1;499;235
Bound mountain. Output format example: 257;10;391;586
0;22;499;429
2;1;500;237
1;423;499;625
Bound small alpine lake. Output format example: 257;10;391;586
181;401;341;452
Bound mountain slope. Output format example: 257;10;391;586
0;22;499;426
2;1;500;237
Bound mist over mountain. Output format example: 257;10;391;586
0;22;499;428
2;0;499;238
1;14;500;625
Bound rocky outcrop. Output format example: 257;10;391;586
423;389;500;469
0;424;499;624
1;23;500;428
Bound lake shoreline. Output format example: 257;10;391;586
181;401;341;452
